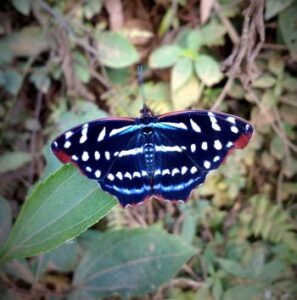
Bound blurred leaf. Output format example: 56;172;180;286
0;70;23;95
0;42;13;65
11;0;31;15
70;228;196;299
216;258;247;277
195;55;223;86
224;284;263;300
200;19;226;47
187;29;203;52
172;76;202;110
0;165;116;264
48;240;78;272
171;58;193;91
29;68;51;93
268;55;284;76
227;80;245;99
3;259;34;283
149;45;181;69
175;28;192;48
0;196;12;245
265;0;293;20
252;74;276;88
279;3;297;57
270;135;285;160
97;32;139;68
0;151;31;174
83;0;103;19
74;51;91;83
106;67;131;84
282;74;297;92
158;6;176;37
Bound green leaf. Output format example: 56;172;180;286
187;29;203;52
265;0;293;20
11;0;31;15
224;284;263;300
74;51;91;83
0;165;116;264
84;0;103;19
252;74;276;88
149;45;181;69
172;76;202;110
0;151;31;174
195;55;223;86
200;19;226;47
216;258;247;278
0;70;23;95
97;32;139;68
279;3;297;57
70;228;196;298
171;58;193;91
0;196;12;245
29;68;51;93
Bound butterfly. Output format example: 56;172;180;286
51;104;254;207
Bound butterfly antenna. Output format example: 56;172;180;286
137;64;146;108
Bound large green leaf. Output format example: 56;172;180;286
97;32;139;68
194;54;223;86
278;3;297;57
0;165;117;265
69;228;196;299
265;0;293;20
171;57;193;91
149;45;181;69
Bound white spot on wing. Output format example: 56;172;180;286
226;141;233;148
142;170;148;176
86;166;92;172
82;151;89;161
95;170;101;178
109;125;133;137
162;169;170;175
154;169;161;176
79;124;88;144
65;131;73;139
214;139;222;150
116;172;123;180
181;166;188;175
97;127;106;142
53;141;58;147
155;145;182;152
172;168;179;176
107;174;114;181
204;161;211;169
212;122;221;131
105;151;110;160
231;125;239;133
64;141;71;148
94;151;100;160
226;116;236;124
161;122;188;130
190;166;198;174
190;119;201;133
191;144;196;153
72;155;78;161
119;147;143;157
133;171;141;178
213;156;220;162
201;141;208;150
124;172;132;179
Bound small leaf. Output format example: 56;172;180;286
0;151;31;174
186;29;203;52
224;284;263;300
0;70;23;95
84;0;103;19
200;19;226;47
74;51;91;83
0;165;116;264
171;58;193;91
70;228;196;298
149;45;181;69
252;74;276;88
195;55;223;86
0;196;12;245
270;135;285;160
268;55;284;76
29;68;51;93
216;258;247;278
172;76;202;110
279;3;297;57
97;32;139;68
11;0;31;15
265;0;293;20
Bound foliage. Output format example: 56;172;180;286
0;0;296;299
